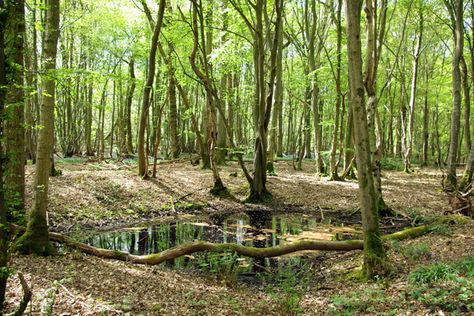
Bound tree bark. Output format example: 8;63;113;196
444;0;463;190
345;0;387;278
5;0;26;221
0;0;9;307
137;0;166;178
404;11;423;173
364;0;391;216
16;0;60;255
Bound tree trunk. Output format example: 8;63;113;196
266;0;284;175
404;12;423;173
329;0;343;181
344;0;387;278
5;0;26;221
461;56;471;161
0;0;9;306
421;70;429;167
445;0;463;190
137;0;166;178
364;0;391;216
16;0;60;255
168;60;179;159
248;0;282;202
126;59;136;155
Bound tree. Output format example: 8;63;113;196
344;0;387;278
444;0;463;190
5;0;25;221
16;0;60;255
363;0;393;216
137;0;166;178
189;0;227;194
403;6;423;173
0;0;9;307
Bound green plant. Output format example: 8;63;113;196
327;286;392;315
259;260;312;315
408;256;474;313
380;157;404;171
402;242;432;261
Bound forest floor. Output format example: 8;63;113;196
6;159;474;315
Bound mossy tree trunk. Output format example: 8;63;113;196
16;0;60;255
344;0;387;278
0;0;9;307
364;0;392;216
5;0;26;222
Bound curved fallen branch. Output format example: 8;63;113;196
11;224;430;265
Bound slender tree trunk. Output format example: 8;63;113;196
345;0;386;278
404;12;423;173
445;0;463;190
137;0;166;178
364;0;391;215
168;60;179;159
126;59;135;155
329;0;343;181
17;0;60;255
461;56;471;160
267;0;284;175
421;69;429;167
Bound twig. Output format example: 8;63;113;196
13;273;32;316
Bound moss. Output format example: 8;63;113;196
15;212;55;256
266;162;277;176
210;182;230;197
15;230;55;256
363;231;391;279
245;188;272;204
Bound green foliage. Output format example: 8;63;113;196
328;285;391;315
380;157;404;171
259;260;312;315
393;242;432;261
409;256;474;313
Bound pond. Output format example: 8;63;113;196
80;210;363;275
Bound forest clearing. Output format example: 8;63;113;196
4;159;473;315
1;0;474;315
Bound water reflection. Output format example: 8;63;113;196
82;211;356;273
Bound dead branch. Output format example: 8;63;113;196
13;273;32;316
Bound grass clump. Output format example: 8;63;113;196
259;260;312;316
327;285;395;315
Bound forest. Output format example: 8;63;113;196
0;0;474;314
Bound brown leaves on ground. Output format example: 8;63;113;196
13;160;469;315
24;160;449;233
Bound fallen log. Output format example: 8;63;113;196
10;224;430;265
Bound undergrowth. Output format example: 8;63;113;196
327;256;474;315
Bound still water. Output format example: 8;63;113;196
81;211;361;274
